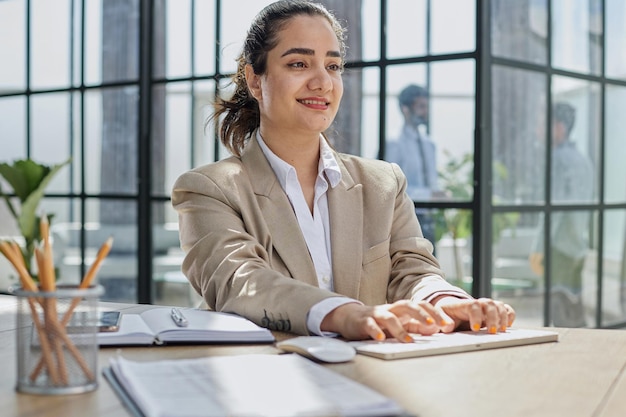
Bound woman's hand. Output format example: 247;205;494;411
320;297;516;342
434;296;516;334
321;300;450;342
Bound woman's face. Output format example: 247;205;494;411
246;15;344;139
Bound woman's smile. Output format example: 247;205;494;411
297;97;330;109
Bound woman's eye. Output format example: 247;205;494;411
327;63;343;72
289;62;306;69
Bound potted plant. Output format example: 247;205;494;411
0;158;70;279
434;152;519;286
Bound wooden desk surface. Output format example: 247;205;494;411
1;294;625;417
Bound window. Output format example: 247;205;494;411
2;0;625;329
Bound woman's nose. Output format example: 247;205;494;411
308;65;333;92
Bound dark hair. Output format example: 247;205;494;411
210;0;346;157
552;102;576;136
398;84;429;110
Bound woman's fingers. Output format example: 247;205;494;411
335;298;516;342
364;316;386;341
370;300;446;342
468;300;487;331
475;298;516;333
372;306;413;342
505;302;516;327
439;297;516;333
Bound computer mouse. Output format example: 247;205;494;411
276;336;356;363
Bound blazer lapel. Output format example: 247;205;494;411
241;138;319;287
328;158;363;299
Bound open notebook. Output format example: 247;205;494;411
349;328;558;360
104;354;412;417
98;307;274;346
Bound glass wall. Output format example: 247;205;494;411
1;0;625;328
491;0;626;328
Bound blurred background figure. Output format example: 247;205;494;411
529;101;594;327
386;84;441;249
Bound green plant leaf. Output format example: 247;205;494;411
17;159;49;196
0;158;70;277
0;162;32;201
17;159;70;241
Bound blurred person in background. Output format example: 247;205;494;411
529;101;593;327
386;84;443;251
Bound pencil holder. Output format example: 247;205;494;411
14;285;103;395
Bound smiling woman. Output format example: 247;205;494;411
171;0;516;343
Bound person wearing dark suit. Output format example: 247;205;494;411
172;0;515;342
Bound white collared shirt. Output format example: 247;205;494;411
257;133;357;335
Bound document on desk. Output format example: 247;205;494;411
103;354;411;417
349;328;559;360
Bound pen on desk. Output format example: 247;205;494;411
170;308;188;327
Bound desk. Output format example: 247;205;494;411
1;294;625;417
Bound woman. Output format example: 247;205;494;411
172;0;515;342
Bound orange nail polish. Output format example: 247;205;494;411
375;333;385;341
501;325;507;332
426;317;434;324
404;335;413;343
472;323;480;331
440;320;449;326
489;326;497;334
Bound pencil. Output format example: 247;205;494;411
81;236;114;289
0;240;60;384
34;245;67;384
39;214;56;290
39;215;70;385
0;241;38;292
32;237;114;381
27;298;60;384
0;241;58;382
58;237;113;328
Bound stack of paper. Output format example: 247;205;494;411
104;354;409;417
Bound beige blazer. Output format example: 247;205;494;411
171;137;469;335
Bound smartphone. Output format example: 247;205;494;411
98;311;121;332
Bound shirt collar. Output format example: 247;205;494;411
256;131;342;189
402;123;428;141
